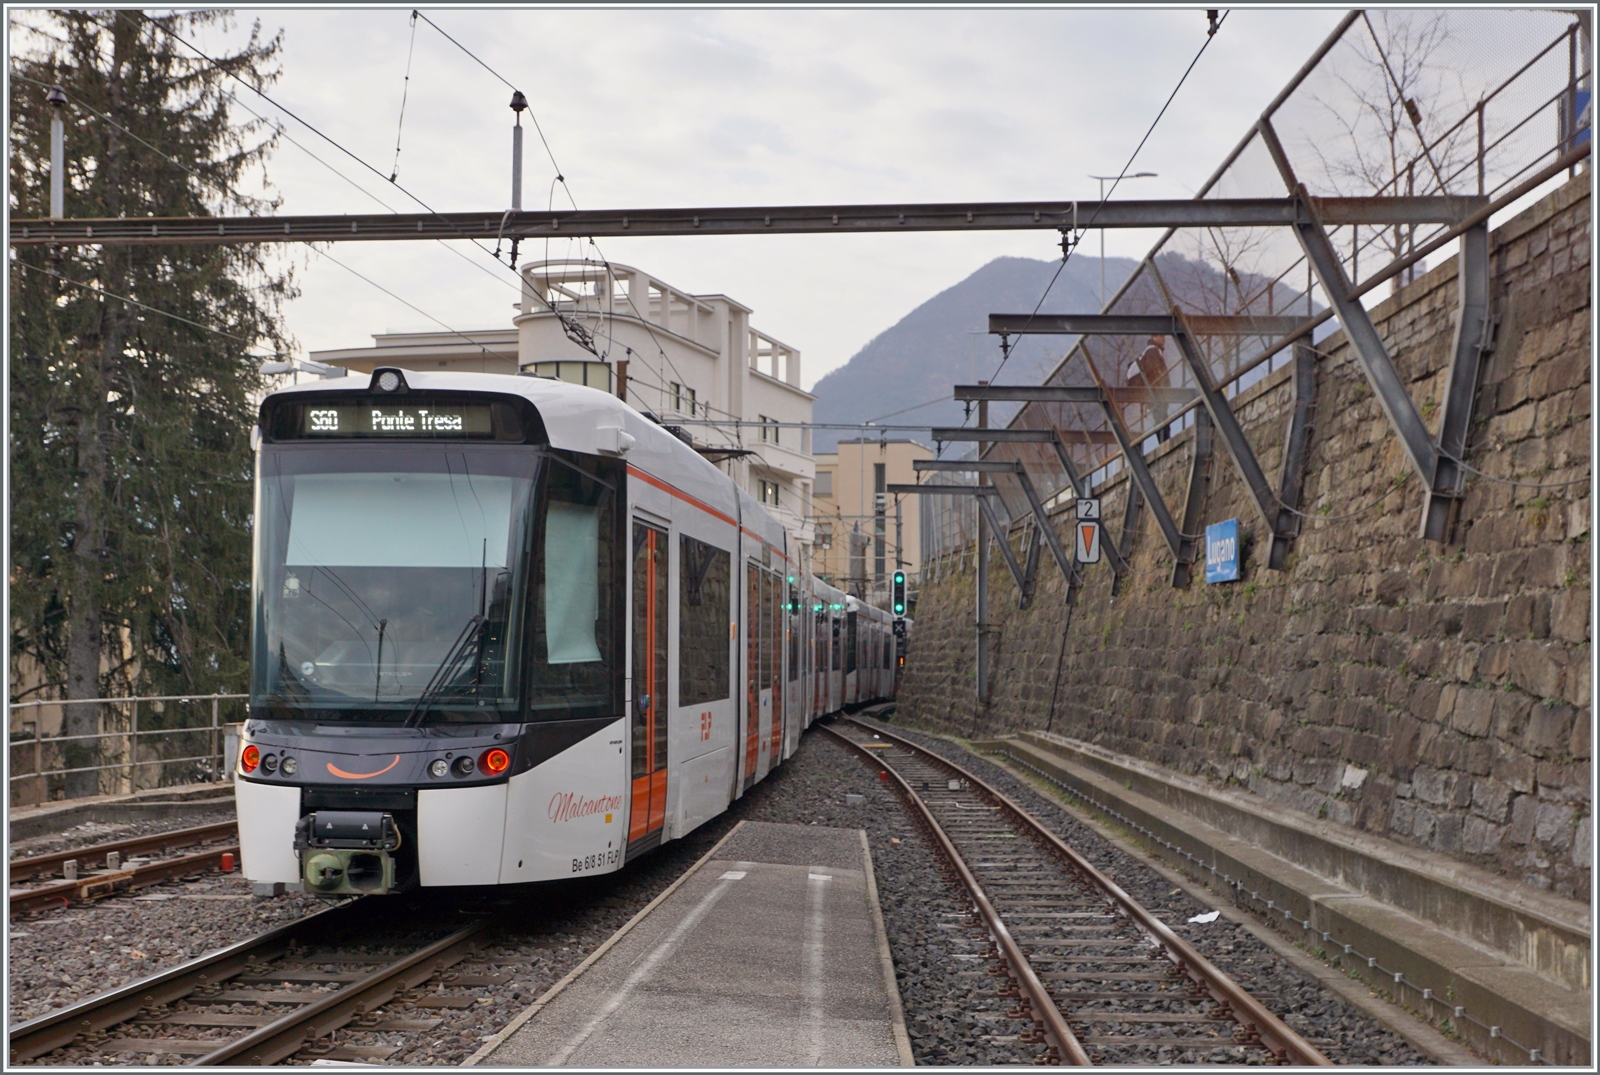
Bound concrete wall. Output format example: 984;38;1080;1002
899;178;1591;900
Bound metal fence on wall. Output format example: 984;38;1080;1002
920;9;1590;554
8;694;247;806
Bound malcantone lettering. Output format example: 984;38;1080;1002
548;790;624;823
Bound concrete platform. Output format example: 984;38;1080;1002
468;821;913;1067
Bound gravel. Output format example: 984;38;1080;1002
857;716;1435;1066
10;720;1435;1066
9;807;237;862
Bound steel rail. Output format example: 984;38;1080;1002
8;820;238;882
7;899;361;1063
818;723;1090;1065
193;916;494;1066
837;717;1333;1067
10;843;241;915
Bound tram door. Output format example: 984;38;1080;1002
743;564;760;790
743;561;781;789
630;522;668;851
769;575;785;766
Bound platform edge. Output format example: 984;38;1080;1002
860;827;916;1066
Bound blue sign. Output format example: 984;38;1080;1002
1205;519;1240;584
1577;89;1592;146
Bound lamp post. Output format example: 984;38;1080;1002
1088;171;1157;307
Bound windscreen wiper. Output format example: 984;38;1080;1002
402;614;486;727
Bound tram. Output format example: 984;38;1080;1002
236;367;900;895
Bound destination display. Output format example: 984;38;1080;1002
296;403;495;437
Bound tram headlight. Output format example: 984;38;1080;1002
429;758;449;778
481;748;510;775
377;370;401;392
240;744;260;773
280;756;298;776
261;753;279;774
452;755;476;777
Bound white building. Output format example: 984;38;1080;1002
309;259;817;559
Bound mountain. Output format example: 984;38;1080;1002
809;255;1136;452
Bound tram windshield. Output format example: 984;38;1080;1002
251;444;619;722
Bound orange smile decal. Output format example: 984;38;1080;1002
326;755;401;780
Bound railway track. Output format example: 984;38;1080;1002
8;895;512;1066
823;717;1332;1066
9;821;241;916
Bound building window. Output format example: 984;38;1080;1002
815;470;833;497
759;415;778;443
671;382;697;416
818;525;832;550
874;462;886;494
758;479;781;507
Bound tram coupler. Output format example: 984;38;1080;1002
294;810;400;895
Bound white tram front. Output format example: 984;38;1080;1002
237;367;898;896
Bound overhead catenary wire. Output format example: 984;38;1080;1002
15;260;285;357
411;9;573;208
128;11;597;355
219;89;520;296
389;11;419;183
987;9;1231;387
16;64;517;369
382;15;776;449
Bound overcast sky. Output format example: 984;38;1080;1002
186;7;1351;388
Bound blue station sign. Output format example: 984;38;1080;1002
1205;519;1240;584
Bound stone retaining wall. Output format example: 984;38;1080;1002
900;177;1591;900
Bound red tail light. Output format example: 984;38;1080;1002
481;748;511;775
240;744;260;773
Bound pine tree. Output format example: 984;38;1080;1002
9;10;295;796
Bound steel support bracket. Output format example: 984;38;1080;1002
1423;219;1493;542
1171;410;1214;589
1258;119;1441;507
1268;341;1318;570
1097;397;1189;564
1161;307;1279;534
1111;482;1144;597
1012;466;1079;590
976;494;1029;597
1020;522;1043;608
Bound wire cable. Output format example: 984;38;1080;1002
14;260;285;355
10;70;266;213
389;12;419;183
17;67;516;366
411;9;574;208
1440;453;1591;490
128;11;594;355
990;9;1231;387
391;13;737;418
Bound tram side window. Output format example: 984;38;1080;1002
846;612;858;674
528;454;622;719
679;535;731;706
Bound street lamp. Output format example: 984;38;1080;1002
1088;171;1158;307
